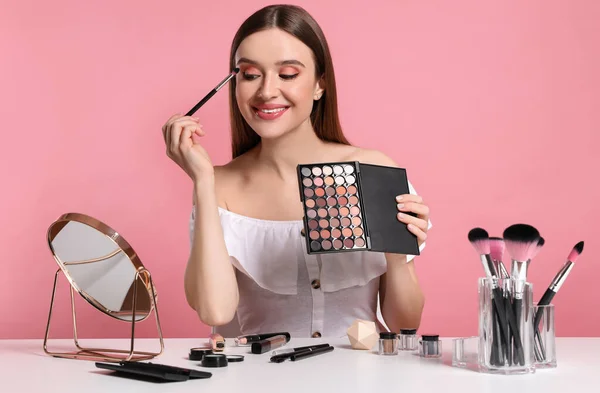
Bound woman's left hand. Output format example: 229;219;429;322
396;194;430;246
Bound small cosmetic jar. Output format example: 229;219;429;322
189;347;213;361
378;332;399;355
201;353;228;368
398;329;418;351
419;334;442;358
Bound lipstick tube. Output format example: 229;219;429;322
251;334;288;354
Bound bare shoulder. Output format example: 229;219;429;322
346;147;422;197
343;146;399;167
211;153;255;208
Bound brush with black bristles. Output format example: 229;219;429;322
503;223;541;365
534;241;585;361
468;228;509;365
534;237;545;258
528;237;545;266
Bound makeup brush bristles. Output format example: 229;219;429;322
468;227;490;255
530;237;545;260
568;241;584;262
489;237;505;263
502;224;540;262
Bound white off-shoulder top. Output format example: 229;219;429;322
189;181;431;338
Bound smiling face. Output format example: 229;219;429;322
234;28;324;140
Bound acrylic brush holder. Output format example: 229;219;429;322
478;277;535;375
533;303;556;368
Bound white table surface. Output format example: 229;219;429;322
1;337;599;392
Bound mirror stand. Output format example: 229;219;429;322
43;267;164;362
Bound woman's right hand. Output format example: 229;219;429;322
162;113;214;183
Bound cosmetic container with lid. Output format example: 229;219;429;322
419;335;442;358
398;329;418;351
378;332;398;355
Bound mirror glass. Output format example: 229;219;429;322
47;213;154;321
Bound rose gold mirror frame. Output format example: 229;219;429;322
43;213;164;362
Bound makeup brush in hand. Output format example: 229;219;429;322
468;228;509;364
502;223;541;365
185;68;240;117
534;241;584;360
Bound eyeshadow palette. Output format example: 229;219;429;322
297;161;420;256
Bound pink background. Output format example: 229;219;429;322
1;0;598;339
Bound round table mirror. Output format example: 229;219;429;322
47;213;155;322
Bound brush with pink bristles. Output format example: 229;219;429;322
468;228;510;365
533;237;545;259
528;237;545;266
468;228;498;278
503;224;541;284
489;237;509;278
503;223;541;365
533;241;585;361
536;240;584;308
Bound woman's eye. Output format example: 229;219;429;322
241;72;298;80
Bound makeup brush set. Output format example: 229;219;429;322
467;223;584;374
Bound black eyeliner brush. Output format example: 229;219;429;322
185;68;239;116
290;345;334;361
269;344;330;362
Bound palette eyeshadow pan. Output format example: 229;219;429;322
296;161;420;256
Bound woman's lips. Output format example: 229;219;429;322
253;105;289;120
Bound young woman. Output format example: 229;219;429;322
162;4;431;338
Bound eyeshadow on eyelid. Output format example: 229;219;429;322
242;65;260;73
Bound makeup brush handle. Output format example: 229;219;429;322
533;289;555;361
534;289;555;325
512;298;521;365
504;291;513;365
508;297;525;366
534;329;546;362
491;287;510;361
186;90;217;116
491;301;502;365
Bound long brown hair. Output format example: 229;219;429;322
228;4;350;158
